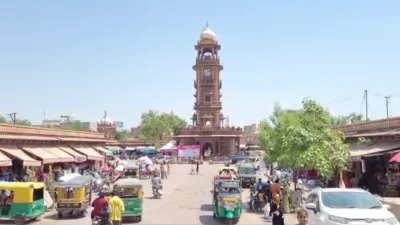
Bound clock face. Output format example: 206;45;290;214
203;68;211;76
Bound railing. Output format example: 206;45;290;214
0;124;104;139
179;126;243;136
333;117;400;134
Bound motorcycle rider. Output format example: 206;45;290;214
91;192;109;224
151;170;163;197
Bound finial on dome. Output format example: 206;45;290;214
200;21;217;41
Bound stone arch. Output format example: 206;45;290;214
202;142;213;156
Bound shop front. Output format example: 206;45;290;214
350;142;400;197
57;146;87;163
71;145;104;170
0;145;41;181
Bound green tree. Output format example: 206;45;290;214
25;168;37;182
15;119;31;126
330;113;364;126
47;166;56;200
115;129;130;141
61;120;89;131
260;98;350;181
139;110;187;147
0;115;6;123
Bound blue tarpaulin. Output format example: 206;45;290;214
143;147;156;154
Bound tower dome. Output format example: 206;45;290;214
200;22;217;41
99;116;113;124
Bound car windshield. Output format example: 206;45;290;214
322;191;382;209
240;167;254;174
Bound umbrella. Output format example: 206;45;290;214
58;173;81;182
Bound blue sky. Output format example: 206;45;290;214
1;1;400;128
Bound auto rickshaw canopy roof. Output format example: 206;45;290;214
124;165;139;169
56;175;93;188
219;167;237;173
114;178;142;187
0;182;44;190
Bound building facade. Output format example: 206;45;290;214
175;23;242;157
243;123;259;145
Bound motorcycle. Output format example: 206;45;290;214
152;185;163;198
249;186;259;212
91;215;110;225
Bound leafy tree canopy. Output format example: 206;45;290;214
330;112;364;126
61;120;89;131
139;110;187;147
0;114;31;126
259;98;350;178
115;129;130;141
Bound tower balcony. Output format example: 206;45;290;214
194;80;197;89
193;102;222;110
219;80;222;89
178;126;243;136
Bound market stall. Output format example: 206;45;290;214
159;142;178;156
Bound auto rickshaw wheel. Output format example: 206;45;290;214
14;214;25;225
57;212;63;218
213;213;216;218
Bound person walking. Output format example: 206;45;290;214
196;161;200;174
109;191;125;225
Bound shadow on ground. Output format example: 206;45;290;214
200;204;213;211
198;215;219;225
43;212;86;220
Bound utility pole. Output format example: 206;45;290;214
385;95;391;118
364;90;369;120
7;112;17;124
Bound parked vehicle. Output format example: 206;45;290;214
305;188;398;225
0;182;46;224
155;155;173;164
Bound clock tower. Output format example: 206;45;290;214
175;23;242;157
192;23;224;128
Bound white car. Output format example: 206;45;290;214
155;156;172;164
305;188;398;225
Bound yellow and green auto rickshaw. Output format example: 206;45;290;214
113;178;143;222
213;180;242;224
0;182;45;224
55;175;93;218
121;165;139;178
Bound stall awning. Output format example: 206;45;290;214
71;146;104;161
350;142;400;160
107;147;121;153
0;151;11;167
92;146;112;155
20;146;60;164
0;145;41;166
41;146;75;163
57;146;86;162
389;153;400;163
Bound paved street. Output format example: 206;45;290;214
30;163;297;225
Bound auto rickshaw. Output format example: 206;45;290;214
212;180;242;224
113;178;143;222
121;165;139;179
55;175;93;218
0;182;45;224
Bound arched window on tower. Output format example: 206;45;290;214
205;95;211;102
205;120;211;126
